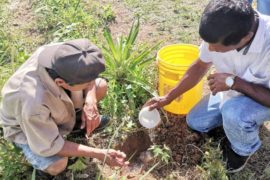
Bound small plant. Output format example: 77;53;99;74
98;4;116;24
198;139;228;180
148;144;171;164
68;157;87;172
33;0;103;42
33;0;117;43
0;135;31;179
100;18;160;124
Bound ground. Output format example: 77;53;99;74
1;0;270;179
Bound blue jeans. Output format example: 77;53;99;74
248;0;270;15
15;143;62;170
187;94;270;156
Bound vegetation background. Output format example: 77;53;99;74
1;0;270;179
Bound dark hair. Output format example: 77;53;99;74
199;0;255;46
45;68;75;86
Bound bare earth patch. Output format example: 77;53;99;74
88;114;204;179
7;0;44;50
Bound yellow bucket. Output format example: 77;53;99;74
157;44;203;115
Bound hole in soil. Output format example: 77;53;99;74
116;130;152;161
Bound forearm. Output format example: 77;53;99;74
84;81;97;104
165;59;211;102
233;77;270;107
56;141;103;160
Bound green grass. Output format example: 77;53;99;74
32;0;115;44
124;0;209;44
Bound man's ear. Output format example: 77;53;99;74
240;31;254;45
54;78;67;87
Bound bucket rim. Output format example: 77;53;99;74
157;44;199;54
157;44;199;68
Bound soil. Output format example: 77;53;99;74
154;115;202;163
150;114;203;178
52;120;270;179
116;130;153;161
109;2;159;45
6;0;44;51
87;113;203;179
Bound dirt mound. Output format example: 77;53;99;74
116;130;153;161
150;114;203;178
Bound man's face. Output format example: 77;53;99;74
207;31;254;53
56;79;92;91
66;82;92;91
208;42;242;53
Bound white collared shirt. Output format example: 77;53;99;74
199;13;270;106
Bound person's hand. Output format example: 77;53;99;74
144;96;171;111
98;149;129;167
81;102;100;136
207;73;232;95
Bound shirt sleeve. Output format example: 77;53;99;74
20;105;65;157
199;41;213;63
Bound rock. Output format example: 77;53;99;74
139;151;154;164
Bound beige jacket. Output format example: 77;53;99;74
0;46;78;157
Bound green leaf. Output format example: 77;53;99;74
122;18;139;60
130;41;161;69
68;158;87;172
103;27;119;61
31;169;36;180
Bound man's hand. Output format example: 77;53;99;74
81;102;100;136
144;96;171;111
98;149;129;167
56;141;130;168
207;73;232;95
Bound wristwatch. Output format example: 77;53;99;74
225;75;236;89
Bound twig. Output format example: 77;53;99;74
186;144;204;155
258;161;270;179
97;117;127;179
139;162;160;180
160;108;169;124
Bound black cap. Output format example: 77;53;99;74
38;39;105;84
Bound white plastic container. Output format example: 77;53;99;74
139;107;161;129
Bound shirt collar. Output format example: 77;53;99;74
38;65;73;103
37;65;62;98
245;12;265;54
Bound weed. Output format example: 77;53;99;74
97;112;128;180
198;139;228;180
98;4;116;24
34;0;96;42
31;169;36;180
0;136;31;179
100;18;160;129
68;157;88;172
148;144;171;164
33;0;115;43
140;162;160;180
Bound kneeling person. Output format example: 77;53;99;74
0;39;128;176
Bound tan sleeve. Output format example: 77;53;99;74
20;105;65;157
